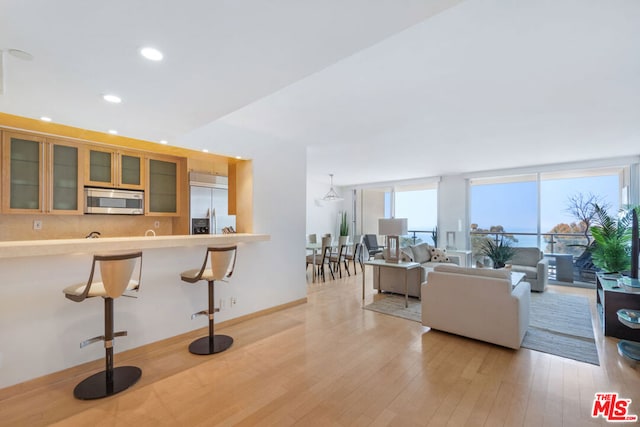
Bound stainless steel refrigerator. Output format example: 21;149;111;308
189;172;236;234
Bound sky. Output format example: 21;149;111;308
471;175;620;233
386;173;620;238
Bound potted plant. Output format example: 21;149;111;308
339;211;349;237
480;236;516;269
589;204;631;273
337;212;349;249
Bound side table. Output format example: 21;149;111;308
544;253;574;282
447;249;473;267
362;260;421;308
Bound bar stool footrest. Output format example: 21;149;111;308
191;310;208;320
189;335;233;355
73;366;142;400
80;335;105;348
80;331;128;348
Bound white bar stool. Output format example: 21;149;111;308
180;246;237;355
63;251;143;400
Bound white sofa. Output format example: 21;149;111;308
372;243;460;298
421;264;531;349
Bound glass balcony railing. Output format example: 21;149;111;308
470;231;596;283
401;230;596;283
406;230;437;247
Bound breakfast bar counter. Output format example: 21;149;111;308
0;233;276;390
0;233;270;259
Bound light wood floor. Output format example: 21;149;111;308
1;270;639;426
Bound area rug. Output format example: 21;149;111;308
363;295;421;322
523;292;599;365
363;292;599;365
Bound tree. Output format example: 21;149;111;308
544;222;587;256
565;193;610;247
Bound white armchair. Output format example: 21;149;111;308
510;247;549;292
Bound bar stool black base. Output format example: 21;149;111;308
73;366;142;400
189;335;233;355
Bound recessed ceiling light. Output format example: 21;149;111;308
40;116;52;122
140;47;163;61
159;140;168;145
108;129;118;135
202;149;209;153
103;94;122;103
235;156;242;159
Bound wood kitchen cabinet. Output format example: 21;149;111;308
85;146;145;190
1;131;83;214
146;155;181;216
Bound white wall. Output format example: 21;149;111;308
306;178;345;239
183;121;308;309
305;184;387;242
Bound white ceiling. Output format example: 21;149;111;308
1;0;639;187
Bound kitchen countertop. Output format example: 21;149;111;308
0;233;270;259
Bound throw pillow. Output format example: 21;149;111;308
410;243;431;263
430;247;450;263
400;247;413;262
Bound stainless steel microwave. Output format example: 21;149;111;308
84;188;144;215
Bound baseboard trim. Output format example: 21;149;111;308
0;297;307;400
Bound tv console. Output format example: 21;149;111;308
596;273;640;341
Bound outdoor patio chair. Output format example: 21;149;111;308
363;234;383;260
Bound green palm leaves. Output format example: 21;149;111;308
590;204;631;273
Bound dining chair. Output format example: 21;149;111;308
345;242;364;273
330;236;350;278
307;236;334;281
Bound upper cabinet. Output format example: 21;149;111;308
85;147;145;190
0;124;241;224
1;131;83;214
49;138;83;213
146;155;181;216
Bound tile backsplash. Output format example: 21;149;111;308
0;214;173;241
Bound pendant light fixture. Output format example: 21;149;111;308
321;174;343;202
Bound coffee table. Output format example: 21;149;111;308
511;271;526;288
363;260;421;308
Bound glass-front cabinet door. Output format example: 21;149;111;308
2;131;44;213
118;150;145;190
147;156;179;215
1;132;83;214
85;147;114;187
48;138;83;214
85;147;144;190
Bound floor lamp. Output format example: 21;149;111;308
378;218;408;263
